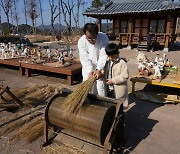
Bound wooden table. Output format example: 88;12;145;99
20;61;82;85
0;58;22;67
0;58;82;85
130;74;180;95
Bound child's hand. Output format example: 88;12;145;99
106;79;113;85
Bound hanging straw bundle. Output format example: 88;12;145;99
63;77;96;115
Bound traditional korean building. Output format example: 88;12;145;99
84;0;180;51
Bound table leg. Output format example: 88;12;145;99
132;81;136;95
67;75;73;85
25;68;31;77
19;67;25;76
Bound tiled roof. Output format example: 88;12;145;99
84;0;180;16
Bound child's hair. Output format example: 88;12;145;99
105;43;119;55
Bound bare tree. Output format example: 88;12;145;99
0;0;12;32
27;0;38;35
72;0;83;34
82;1;86;25
38;0;45;35
13;0;19;34
0;7;2;34
23;0;28;33
10;5;14;27
58;0;61;35
60;0;75;34
49;0;60;36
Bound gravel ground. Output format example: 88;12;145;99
0;46;180;154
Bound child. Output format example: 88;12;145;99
105;43;129;110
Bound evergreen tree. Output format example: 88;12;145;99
91;0;103;8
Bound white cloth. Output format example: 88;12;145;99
78;32;109;96
108;61;113;90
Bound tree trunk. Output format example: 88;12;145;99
39;0;45;35
14;0;19;34
24;0;28;34
32;19;35;35
51;23;55;36
34;19;36;35
51;12;55;36
10;9;14;29
0;8;2;34
69;14;71;30
58;0;61;35
6;14;10;32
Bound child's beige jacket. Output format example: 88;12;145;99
105;58;129;109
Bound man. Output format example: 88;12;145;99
78;23;109;96
147;31;152;52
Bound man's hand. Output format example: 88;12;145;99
106;79;113;85
88;71;94;78
93;69;102;80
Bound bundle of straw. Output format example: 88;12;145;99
63;77;95;115
0;85;46;104
12;117;44;143
0;112;42;136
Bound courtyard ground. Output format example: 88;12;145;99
0;47;180;154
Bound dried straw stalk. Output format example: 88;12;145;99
63;77;95;115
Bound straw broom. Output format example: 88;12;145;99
63;77;95;115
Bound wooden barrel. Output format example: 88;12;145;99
45;93;116;145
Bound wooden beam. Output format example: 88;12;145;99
128;16;133;47
98;19;102;32
0;103;20;109
5;87;24;106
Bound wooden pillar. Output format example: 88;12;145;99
97;18;102;32
140;18;143;42
113;19;115;36
127;16;133;49
164;15;171;52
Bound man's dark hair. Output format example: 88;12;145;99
83;23;98;35
105;43;119;55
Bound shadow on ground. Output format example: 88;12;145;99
124;93;163;153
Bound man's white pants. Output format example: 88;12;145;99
90;79;107;97
82;68;107;97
